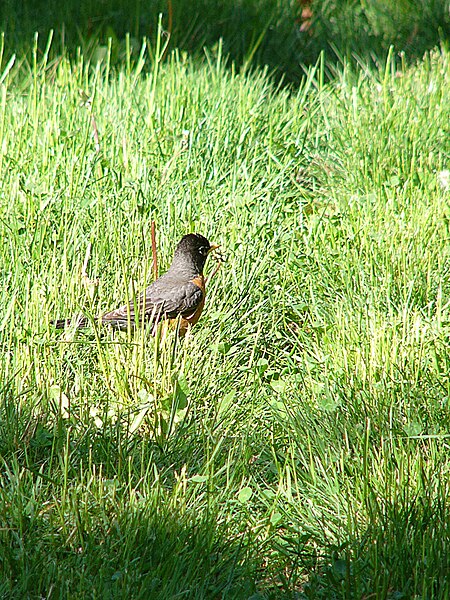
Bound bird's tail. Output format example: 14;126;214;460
53;315;134;331
53;316;88;329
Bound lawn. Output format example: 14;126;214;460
0;17;450;600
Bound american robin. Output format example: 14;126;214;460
54;233;219;335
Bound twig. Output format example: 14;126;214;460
205;262;221;285
161;0;173;62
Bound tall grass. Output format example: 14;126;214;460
0;29;449;598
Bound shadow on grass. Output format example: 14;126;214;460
1;381;450;598
0;413;251;598
296;492;450;599
0;502;259;598
0;392;271;599
0;0;449;83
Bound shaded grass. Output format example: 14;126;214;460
1;0;449;83
0;35;449;598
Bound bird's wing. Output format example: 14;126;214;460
143;279;204;318
101;277;204;327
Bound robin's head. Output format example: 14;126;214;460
171;233;219;274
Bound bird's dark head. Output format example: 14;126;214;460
171;233;219;275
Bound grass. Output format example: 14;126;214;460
0;25;450;599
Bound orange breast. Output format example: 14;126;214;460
179;275;205;334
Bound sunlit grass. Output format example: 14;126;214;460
0;33;449;598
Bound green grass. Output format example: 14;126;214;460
0;30;450;598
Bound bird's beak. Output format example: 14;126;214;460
208;244;220;253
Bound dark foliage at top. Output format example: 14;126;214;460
0;0;449;82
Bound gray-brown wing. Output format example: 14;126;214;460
101;278;203;329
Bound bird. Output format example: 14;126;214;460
54;233;219;335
